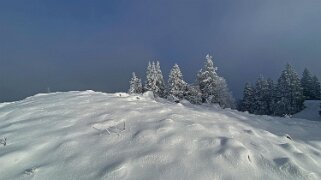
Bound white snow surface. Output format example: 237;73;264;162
293;100;321;121
0;91;321;180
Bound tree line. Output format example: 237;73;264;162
239;64;321;116
128;54;236;109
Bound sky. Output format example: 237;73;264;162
1;0;321;102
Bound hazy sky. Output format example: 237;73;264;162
1;0;321;102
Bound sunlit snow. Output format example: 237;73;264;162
0;91;320;180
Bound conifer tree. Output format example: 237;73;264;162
216;77;236;109
155;61;167;98
129;72;143;94
168;64;187;99
185;85;202;104
267;78;276;115
197;54;219;103
253;75;269;115
241;82;255;113
301;68;314;100
312;75;321;100
145;61;154;92
144;61;166;98
275;64;304;116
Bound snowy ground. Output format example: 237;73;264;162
0;91;321;180
293;100;321;121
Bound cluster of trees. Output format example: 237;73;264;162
240;64;321;116
129;54;235;108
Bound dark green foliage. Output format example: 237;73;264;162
301;68;314;100
274;64;304;115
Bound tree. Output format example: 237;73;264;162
197;54;219;103
168;64;187;99
155;61;167;98
311;76;321;100
144;61;166;98
240;82;255;113
253;75;269;115
275;64;304;116
184;85;202;104
197;54;235;108
301;68;314;100
145;61;154;92
216;77;236;109
129;72;143;94
267;78;276;115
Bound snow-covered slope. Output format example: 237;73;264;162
293;100;321;121
0;91;321;180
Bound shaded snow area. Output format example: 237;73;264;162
293;100;321;121
1;91;321;180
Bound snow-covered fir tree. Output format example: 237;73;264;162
240;82;255;113
129;72;143;94
253;75;270;115
144;61;167;98
215;77;236;109
197;54;235;108
275;63;304;116
168;64;187;100
301;68;314;100
267;78;276;115
184;85;202;104
312;75;321;100
145;61;154;92
197;54;219;103
155;61;167;98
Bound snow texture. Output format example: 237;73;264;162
293;100;321;121
0;91;321;180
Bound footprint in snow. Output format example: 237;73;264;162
24;168;38;176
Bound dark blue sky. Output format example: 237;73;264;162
1;0;321;102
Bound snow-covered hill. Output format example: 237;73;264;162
0;91;321;180
293;100;321;121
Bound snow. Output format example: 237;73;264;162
293;100;321;121
0;91;321;180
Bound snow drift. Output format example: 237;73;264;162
0;91;321;180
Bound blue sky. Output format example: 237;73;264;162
1;0;321;102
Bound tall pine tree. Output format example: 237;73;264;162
129;72;143;94
275;63;304;116
267;78;276;115
216;77;236;109
241;83;255;113
312;75;321;100
301;68;314;100
144;61;166;98
197;54;219;103
253;75;269;115
168;64;187;100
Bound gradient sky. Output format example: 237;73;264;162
1;0;321;102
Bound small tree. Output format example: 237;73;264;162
129;72;143;94
185;85;202;104
168;64;187;100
